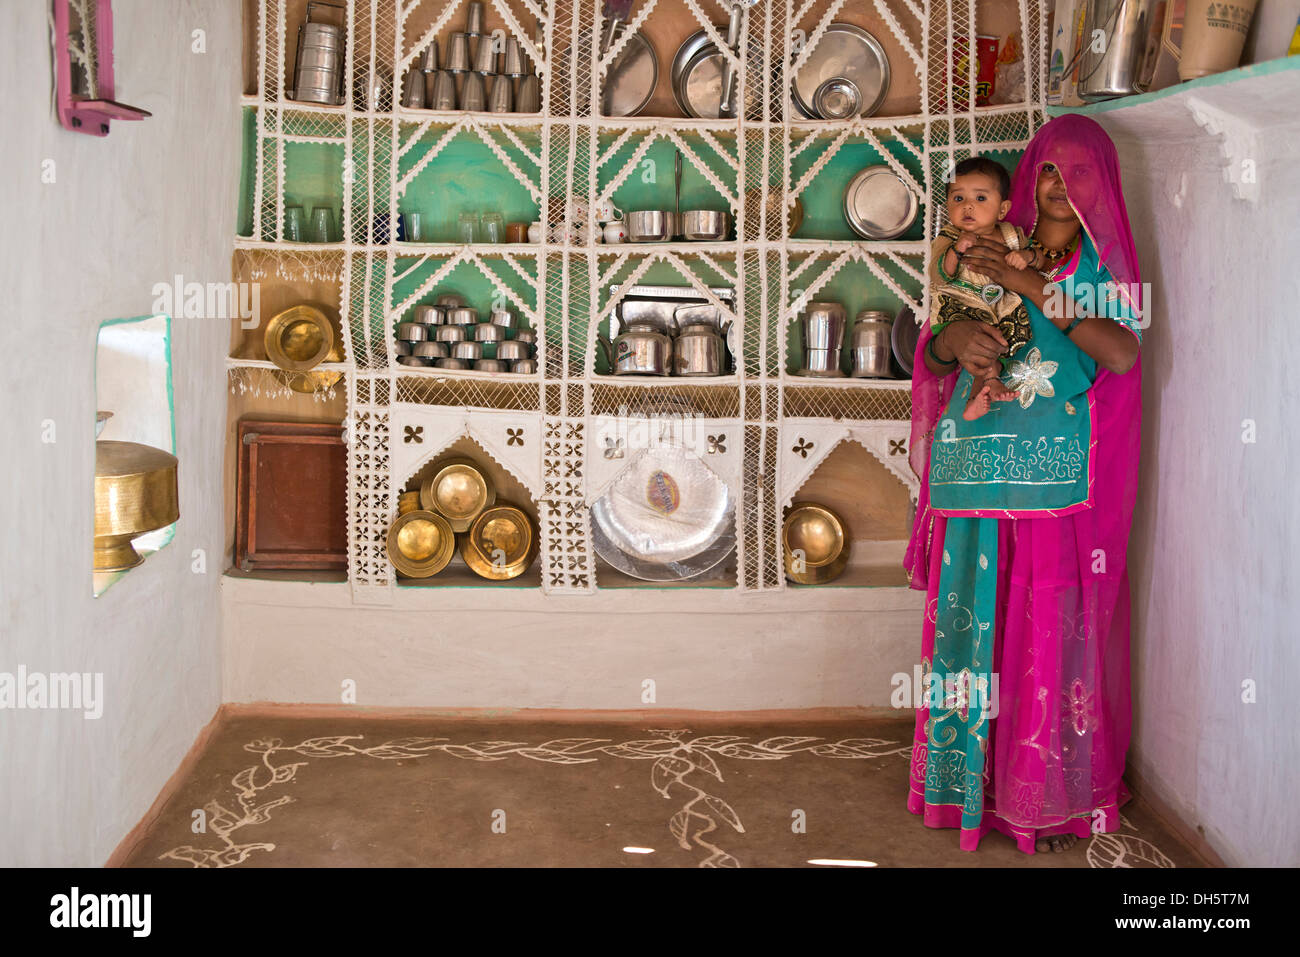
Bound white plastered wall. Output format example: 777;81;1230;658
0;1;240;866
1093;78;1300;867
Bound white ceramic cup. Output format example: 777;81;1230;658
527;221;543;243
602;220;627;244
593;200;623;223
568;194;590;223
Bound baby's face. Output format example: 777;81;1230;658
946;172;1011;231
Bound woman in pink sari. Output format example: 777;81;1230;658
905;115;1144;853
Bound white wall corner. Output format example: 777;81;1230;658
1184;95;1261;203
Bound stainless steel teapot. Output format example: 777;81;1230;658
598;322;672;375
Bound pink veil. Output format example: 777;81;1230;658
903;115;1144;850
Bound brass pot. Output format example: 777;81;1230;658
419;457;495;531
94;441;180;571
385;509;455;578
460;503;535;580
782;502;850;585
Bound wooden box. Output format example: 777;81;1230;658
235;419;348;571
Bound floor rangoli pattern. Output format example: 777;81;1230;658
160;730;912;868
149;724;1192;868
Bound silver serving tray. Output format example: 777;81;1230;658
611;284;736;338
592;516;736;582
791;23;890;119
590;447;734;566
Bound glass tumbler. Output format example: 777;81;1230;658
402;211;425;243
310;207;335;243
457;211;479;244
480;212;504;244
284;204;305;242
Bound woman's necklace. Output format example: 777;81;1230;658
1036;231;1080;271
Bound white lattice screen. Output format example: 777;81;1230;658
230;0;1050;602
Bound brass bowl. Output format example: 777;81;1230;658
385;509;455;578
397;490;422;516
460;503;535;580
783;502;850;585
419;457;495;532
265;304;335;372
94;440;180;571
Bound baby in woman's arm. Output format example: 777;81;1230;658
929;156;1046;419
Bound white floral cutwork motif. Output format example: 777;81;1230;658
1004;347;1059;409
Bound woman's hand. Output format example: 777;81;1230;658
958;234;1043;299
935;319;1007;379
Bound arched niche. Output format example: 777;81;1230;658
396;433;541;588
783;436;914;588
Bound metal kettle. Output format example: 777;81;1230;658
849;310;893;378
598;322;672;375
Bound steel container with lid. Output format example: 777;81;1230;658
291;2;347;105
849;309;893;378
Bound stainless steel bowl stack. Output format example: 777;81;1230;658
394;294;540;374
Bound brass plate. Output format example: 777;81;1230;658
420;457;495;532
461;504;535;580
385;509;455;578
783;502;850;585
265;304;334;372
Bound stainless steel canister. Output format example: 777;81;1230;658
801;301;846;352
1078;0;1162;100
292;2;347;105
849;310;893;377
798;301;847;376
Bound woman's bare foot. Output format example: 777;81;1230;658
1034;833;1079;853
963;378;1019;420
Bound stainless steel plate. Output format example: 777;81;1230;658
678;48;728;119
791;23;890;118
843;165;918;240
671;27;720;110
554;28;658;117
604;31;658;117
590;447;733;566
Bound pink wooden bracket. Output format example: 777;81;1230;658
53;0;152;136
